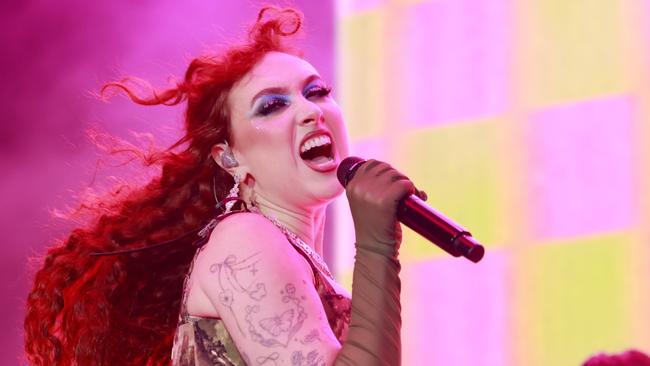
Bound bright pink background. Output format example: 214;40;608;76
4;1;649;365
0;1;334;364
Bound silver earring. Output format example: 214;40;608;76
224;174;240;213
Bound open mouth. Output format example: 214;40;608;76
300;132;337;174
300;135;333;162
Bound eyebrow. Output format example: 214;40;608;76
250;74;323;108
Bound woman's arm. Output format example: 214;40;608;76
194;212;342;365
195;161;415;366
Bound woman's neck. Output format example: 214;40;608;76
249;193;326;257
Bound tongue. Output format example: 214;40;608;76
309;156;331;164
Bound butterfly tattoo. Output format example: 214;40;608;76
259;309;295;336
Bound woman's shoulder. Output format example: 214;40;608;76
192;210;315;291
200;211;287;256
214;211;277;232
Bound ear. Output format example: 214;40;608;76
211;143;232;172
211;142;249;179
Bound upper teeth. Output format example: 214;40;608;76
300;135;331;154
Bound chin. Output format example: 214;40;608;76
321;179;345;201
308;177;344;205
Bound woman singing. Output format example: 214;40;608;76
24;7;424;365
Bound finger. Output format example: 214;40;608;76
389;174;409;182
362;159;382;173
375;166;394;177
387;178;417;201
385;173;423;201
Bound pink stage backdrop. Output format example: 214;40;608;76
0;1;334;364
4;0;650;365
333;0;650;365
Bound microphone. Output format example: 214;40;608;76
337;156;485;263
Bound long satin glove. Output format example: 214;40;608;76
334;160;423;366
335;240;402;366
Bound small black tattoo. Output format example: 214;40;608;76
291;350;325;366
256;352;279;365
245;283;307;348
249;282;267;301
210;252;265;336
300;329;321;345
260;309;294;336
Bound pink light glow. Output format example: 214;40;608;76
401;251;508;365
527;96;636;240
396;0;511;127
1;2;334;364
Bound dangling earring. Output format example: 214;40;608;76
218;141;241;214
224;173;240;213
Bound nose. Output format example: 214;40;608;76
297;98;324;126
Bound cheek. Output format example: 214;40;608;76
241;122;297;171
325;108;350;157
248;123;293;155
337;127;350;157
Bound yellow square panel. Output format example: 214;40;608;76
518;0;630;106
394;119;504;261
512;232;636;366
337;9;388;139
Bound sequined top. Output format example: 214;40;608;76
171;214;352;366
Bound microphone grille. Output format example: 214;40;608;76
336;156;365;187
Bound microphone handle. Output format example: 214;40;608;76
397;196;485;263
339;156;484;263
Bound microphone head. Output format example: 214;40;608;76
336;156;365;187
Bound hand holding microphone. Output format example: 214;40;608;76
338;157;484;263
341;158;425;258
335;157;483;365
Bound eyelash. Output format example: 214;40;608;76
255;85;333;117
256;97;289;116
305;85;332;99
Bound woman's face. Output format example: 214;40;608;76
225;51;349;210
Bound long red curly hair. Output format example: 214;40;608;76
24;7;303;366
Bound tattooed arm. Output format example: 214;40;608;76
193;212;341;365
193;159;410;365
